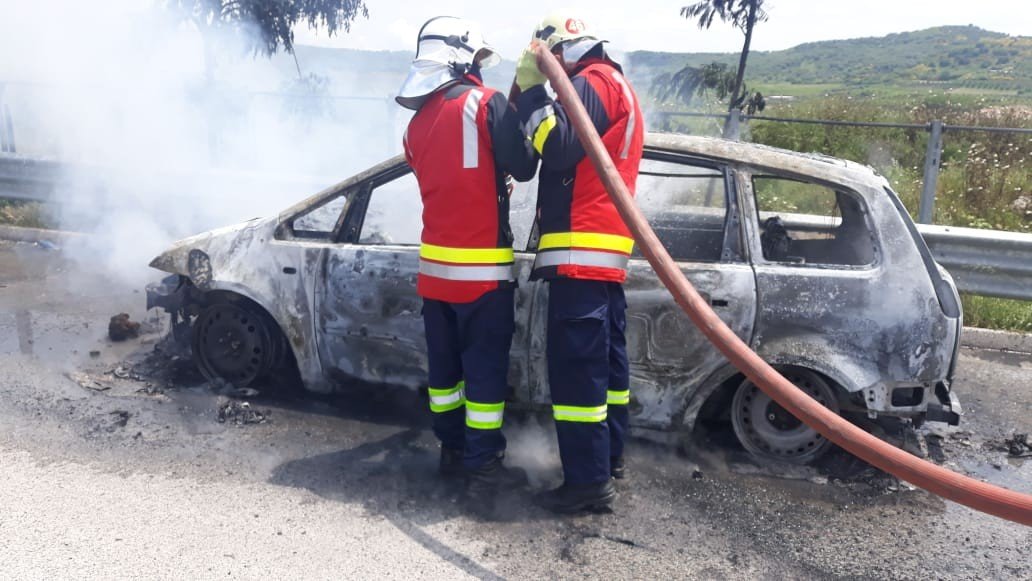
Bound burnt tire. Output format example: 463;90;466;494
730;368;840;465
192;301;282;387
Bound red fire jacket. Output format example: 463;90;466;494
404;76;536;303
517;58;645;283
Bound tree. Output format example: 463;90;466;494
653;61;765;114
167;0;368;77
681;0;768;115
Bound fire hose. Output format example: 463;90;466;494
531;42;1032;527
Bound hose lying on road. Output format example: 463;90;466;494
532;42;1032;527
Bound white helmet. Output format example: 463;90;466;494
533;13;607;65
396;16;500;110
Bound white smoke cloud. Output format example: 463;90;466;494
0;0;402;285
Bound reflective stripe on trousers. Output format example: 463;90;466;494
429;381;465;413
552;390;630;423
465;400;504;430
553;404;608;423
606;389;630;406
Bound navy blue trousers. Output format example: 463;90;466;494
422;287;514;469
547;279;630;486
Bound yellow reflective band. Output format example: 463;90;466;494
465;400;505;430
538;232;635;254
428;381;465;413
420;243;514;265
532;115;557;155
607;389;630;406
553;404;608;423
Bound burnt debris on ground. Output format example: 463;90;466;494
108;313;141;341
217;400;269;426
997;433;1032;458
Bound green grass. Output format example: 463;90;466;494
752;83;845;98
961;294;1032;333
0;201;49;229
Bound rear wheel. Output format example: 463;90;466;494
192;302;281;387
730;368;840;465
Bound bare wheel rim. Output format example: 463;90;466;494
192;303;274;387
731;368;840;464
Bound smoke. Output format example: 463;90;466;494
0;0;403;286
503;415;562;488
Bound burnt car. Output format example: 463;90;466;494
148;134;963;464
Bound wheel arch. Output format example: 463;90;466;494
189;281;314;389
679;358;859;432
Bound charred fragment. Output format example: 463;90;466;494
108;313;141;342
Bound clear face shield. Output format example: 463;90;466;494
557;37;606;66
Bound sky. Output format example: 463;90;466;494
294;0;1032;58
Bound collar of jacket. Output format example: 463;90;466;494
570;56;623;77
462;73;485;87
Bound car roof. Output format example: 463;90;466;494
281;132;886;223
645;133;882;186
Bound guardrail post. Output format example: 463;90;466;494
0;82;11;153
918;119;944;224
385;95;396;156
2;105;13;153
723;109;741;141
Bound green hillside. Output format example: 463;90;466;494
278;26;1031;99
628;25;1032;95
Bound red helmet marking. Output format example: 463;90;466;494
565;19;585;34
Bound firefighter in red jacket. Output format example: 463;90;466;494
514;14;644;513
396;16;535;508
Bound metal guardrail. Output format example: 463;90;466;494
918;224;1032;302
0;155;63;202
0;154;333;206
653;110;1032;225
3;153;1031;301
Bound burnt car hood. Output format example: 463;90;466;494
148;217;272;279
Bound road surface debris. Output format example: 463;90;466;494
108;313;141;341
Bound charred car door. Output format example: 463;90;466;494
316;162;536;394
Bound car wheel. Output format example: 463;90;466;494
730;368;840;465
192;302;281;387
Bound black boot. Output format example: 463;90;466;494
610;456;626;480
465;456;504;517
439;447;464;478
536;480;616;514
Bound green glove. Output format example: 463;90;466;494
515;47;546;91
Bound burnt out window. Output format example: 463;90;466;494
292;193;347;238
753;176;875;267
358;171;422;245
510;176;538;252
635;158;729;263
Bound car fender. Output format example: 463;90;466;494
149;218;328;392
679;349;873;431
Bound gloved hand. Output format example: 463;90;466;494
515;46;546;91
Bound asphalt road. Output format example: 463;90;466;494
1;241;1030;580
